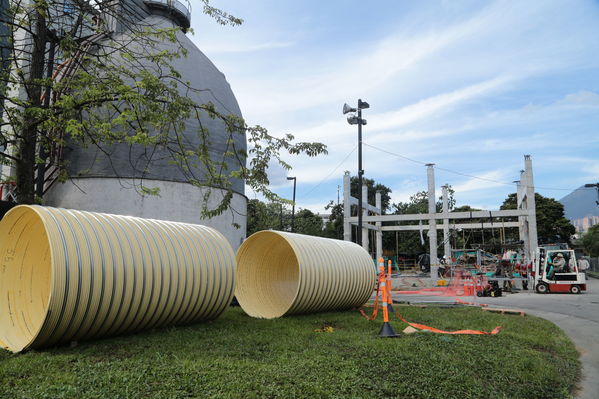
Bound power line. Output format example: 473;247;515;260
363;142;596;192
300;145;357;198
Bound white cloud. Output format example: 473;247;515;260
451;170;513;193
368;76;512;133
200;41;295;54
558;91;599;108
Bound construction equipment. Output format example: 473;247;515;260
533;247;587;294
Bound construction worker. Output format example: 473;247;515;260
578;257;590;277
552;253;566;272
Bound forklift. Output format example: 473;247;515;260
533;247;587;294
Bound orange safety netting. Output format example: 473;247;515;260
359;268;501;335
393;269;486;297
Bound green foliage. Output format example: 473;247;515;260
246;199;282;236
0;307;580;398
386;188;457;256
293;208;323;236
582;224;599;256
350;176;392;213
0;1;327;216
247;199;325;237
322;201;343;240
501;193;576;245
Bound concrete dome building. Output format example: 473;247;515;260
45;0;247;248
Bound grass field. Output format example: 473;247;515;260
0;306;580;399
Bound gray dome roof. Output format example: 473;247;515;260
64;15;246;195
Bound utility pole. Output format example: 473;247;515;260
343;99;369;246
287;176;297;232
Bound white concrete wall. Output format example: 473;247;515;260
45;178;247;249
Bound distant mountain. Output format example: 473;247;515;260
559;186;599;220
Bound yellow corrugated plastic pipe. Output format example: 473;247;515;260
235;231;376;319
0;205;236;353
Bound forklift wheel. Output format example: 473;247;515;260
476;291;483;297
570;285;581;294
536;283;549;294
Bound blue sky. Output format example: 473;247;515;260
189;0;599;213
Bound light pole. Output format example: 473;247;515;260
287;176;297;232
585;183;599;206
343;99;370;246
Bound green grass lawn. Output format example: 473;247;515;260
0;306;580;399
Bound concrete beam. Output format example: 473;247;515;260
380;221;520;231
348;196;381;214
349;222;380;231
349;209;527;223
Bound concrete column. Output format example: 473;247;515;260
375;191;382;262
427;164;438;278
516;175;529;259
362;184;369;251
442;185;451;260
343;171;351;242
524;155;538;260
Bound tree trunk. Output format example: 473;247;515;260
15;6;47;204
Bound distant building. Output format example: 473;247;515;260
571;215;599;233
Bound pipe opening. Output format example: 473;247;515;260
236;231;299;318
0;207;52;351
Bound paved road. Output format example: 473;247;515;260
391;279;598;399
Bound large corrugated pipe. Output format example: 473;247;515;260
235;231;376;318
0;205;236;353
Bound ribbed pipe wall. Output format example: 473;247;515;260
235;231;376;319
0;205;236;353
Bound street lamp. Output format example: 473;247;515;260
343;99;369;246
584;183;599;206
287;176;297;232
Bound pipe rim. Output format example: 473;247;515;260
235;231;301;318
0;206;55;352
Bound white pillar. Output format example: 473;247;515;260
343;171;351;242
376;191;382;262
427;164;438;278
516;175;529;259
442;185;451;260
362;184;369;251
524;155;538;260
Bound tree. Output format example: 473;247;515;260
343;177;393;253
387;191;428;256
501;193;576;245
322;200;343;240
246;199;281;236
247;198;325;237
350;176;392;213
582;224;599;257
0;1;326;219
293;208;323;236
